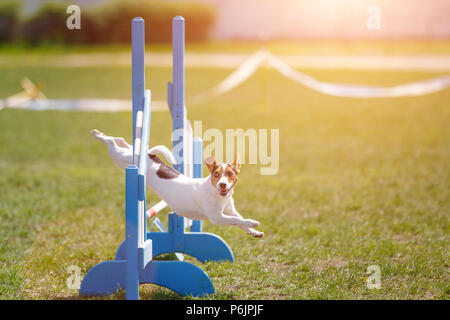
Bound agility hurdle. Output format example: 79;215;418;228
114;16;234;264
79;17;217;299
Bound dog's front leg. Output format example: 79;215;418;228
223;198;264;238
208;212;259;230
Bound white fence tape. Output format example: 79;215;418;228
0;97;167;112
1;50;449;112
189;50;266;105
265;53;450;98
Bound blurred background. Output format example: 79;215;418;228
1;0;449;45
0;0;449;300
1;0;449;104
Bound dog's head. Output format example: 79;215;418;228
205;154;241;197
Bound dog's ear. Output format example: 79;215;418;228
205;156;216;172
232;152;241;174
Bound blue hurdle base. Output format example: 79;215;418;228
79;259;214;297
147;231;235;263
115;213;235;263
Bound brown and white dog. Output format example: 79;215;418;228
91;129;264;238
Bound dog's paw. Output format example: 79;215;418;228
91;129;103;138
244;219;259;228
248;229;264;238
91;129;103;137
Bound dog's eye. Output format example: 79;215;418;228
214;172;220;178
227;171;233;177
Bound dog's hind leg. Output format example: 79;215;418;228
92;130;130;148
91;129;133;169
112;137;131;149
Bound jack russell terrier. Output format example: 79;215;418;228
91;129;264;238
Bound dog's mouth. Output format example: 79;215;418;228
218;188;229;196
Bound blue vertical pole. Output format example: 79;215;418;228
172;15;185;172
132;17;147;243
191;137;203;232
171;16;186;251
132;17;145;150
128;17;145;300
125;166;139;300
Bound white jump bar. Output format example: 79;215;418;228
146;200;168;218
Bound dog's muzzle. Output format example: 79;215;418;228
218;183;229;196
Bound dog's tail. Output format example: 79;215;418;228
148;145;176;164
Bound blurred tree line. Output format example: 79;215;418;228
0;0;216;45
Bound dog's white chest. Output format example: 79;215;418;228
146;171;209;220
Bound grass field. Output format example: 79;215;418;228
0;42;449;300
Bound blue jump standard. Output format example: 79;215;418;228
79;17;233;300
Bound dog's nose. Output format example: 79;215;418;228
219;183;227;189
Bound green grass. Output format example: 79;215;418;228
0;56;449;299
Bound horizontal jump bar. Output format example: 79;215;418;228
146;200;168;218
